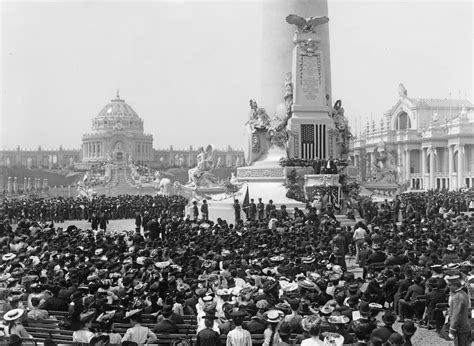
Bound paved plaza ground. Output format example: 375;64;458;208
55;218;450;345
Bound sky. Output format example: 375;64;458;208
1;0;472;151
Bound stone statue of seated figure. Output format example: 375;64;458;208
187;145;214;187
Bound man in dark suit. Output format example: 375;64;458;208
193;201;199;221
233;200;241;224
153;305;179;334
147;216;160;240
200;199;209;221
135;211;142;231
99;211;108;231
446;275;471;345
249;199;257;221
257;198;265;221
91;212;99;231
156;305;184;325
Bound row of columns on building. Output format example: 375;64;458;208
421;144;465;190
84;142;103;158
7;177;48;194
352;144;466;190
136;142;152;156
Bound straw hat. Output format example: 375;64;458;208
2;253;16;261
4;308;25;322
263;309;284;323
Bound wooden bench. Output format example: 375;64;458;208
112;323;196;335
25;319;60;329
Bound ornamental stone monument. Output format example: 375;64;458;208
285;15;337;161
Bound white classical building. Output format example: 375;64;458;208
349;84;474;191
82;91;154;163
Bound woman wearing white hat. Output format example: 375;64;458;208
262;309;284;346
3;309;32;339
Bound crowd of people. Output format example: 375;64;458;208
0;189;471;345
0;195;188;224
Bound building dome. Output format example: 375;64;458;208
82;90;153;164
96;90;139;118
91;91;144;133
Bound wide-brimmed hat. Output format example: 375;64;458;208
3;308;24;321
443;263;460;270
298;279;317;290
96;310;116;323
328;315;350;324
369;303;383;311
263;309;284;323
270;255;284;263
319;305;334;315
301;256;315;264
446;244;455;251
125;309;142;319
445;274;462;285
2;253;16;261
202;295;214;303
155;261;170;269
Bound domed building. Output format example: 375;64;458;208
82;91;154;163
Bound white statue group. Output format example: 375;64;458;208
186;144;215;188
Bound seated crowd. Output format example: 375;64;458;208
0;190;472;345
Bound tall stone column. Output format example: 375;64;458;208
13;177;18;194
429;147;435;190
405;149;411;183
421;148;426;189
448;145;454;190
457;144;464;188
7;177;12;194
261;0;331;113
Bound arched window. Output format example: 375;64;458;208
395;112;411;130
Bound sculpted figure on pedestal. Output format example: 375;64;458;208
331;100;352;156
370;141;398;183
186;145;217;188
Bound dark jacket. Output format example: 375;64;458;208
135;215;142;227
245;316;267;334
196;327;221;346
153;319;179;334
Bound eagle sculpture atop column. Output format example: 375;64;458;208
286;14;329;33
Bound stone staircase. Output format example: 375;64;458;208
110;166;137;196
